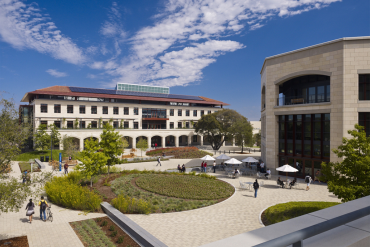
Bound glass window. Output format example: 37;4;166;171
134;107;138;115
178;109;182;116
170;109;174;116
208;110;211;114
67;121;73;129
80;121;85;129
67;105;73;113
80;105;85;114
91;121;97;128
103;106;108;114
201;110;204;116
134;122;138;129
54;104;61;113
113;121;119;128
91;106;97;114
170;122;174;129
54;121;61;128
359;74;370;100
124;121;129;129
186;122;189;128
326;85;330;102
178;122;182;128
359;112;370;136
193;110;197;117
113;107;119;115
186;110;190;116
193;135;197;142
124;107;129;115
41;104;47;113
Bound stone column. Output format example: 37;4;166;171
188;135;192;146
200;136;203;146
161;136;165;148
147;137;152;149
132;137;136;149
175;136;179;147
79;138;84;151
232;137;236;146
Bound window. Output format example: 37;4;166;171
186;122;189;128
359;74;370;100
54;121;61;128
91;106;97;114
80;121;86;129
67;105;73;113
170;122;174;129
170;109;174;116
91;121;97;128
142;108;166;118
201;110;204;116
208;110;211;114
124;107;129;115
193;135;197;142
178;122;182;128
113;121;119;128
80;105;85;114
41;104;48;113
186;110;190;116
359;112;370;137
178;109;182;116
103;121;108;127
103;106;108;114
134;107;138;115
193;110;197;117
67;121;73;129
113;107;119;115
124;121;129;129
134;122;138;129
54;104;61;113
40;121;47;126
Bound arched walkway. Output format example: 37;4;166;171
203;136;210;145
136;136;148;149
191;135;201;146
151;136;163;148
179;135;188;146
123;136;133;148
165;135;176;147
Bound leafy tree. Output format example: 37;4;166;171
62;135;79;158
34;124;50;151
195;109;243;150
76;138;108;187
321;124;370;202
121;137;129;154
136;138;148;157
99;123;124;175
230;117;253;153
253;131;261;147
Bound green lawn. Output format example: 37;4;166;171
18;162;40;172
263;201;340;225
14;150;66;161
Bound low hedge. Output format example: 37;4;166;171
146;147;213;159
263;201;340;225
111;195;152;214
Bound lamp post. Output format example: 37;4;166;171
50;131;53;162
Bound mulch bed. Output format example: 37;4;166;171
260;210;272;226
70;216;139;247
0;236;29;247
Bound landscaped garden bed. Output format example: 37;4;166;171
70;217;139;247
146;147;213;159
261;201;340;226
18;162;41;173
0;236;29;247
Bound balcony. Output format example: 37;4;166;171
277;94;330;106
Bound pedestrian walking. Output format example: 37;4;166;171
204;162;207;173
305;174;312;191
25;199;35;224
64;163;69;174
38;196;48;221
213;161;216;173
155;143;157;149
201;161;204;172
22;170;28;183
253;179;259;198
156;156;161;166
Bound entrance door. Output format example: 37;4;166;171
295;159;303;178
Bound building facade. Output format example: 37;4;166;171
261;37;370;178
20;85;231;151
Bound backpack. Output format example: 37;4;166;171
157;157;160;162
253;182;259;189
305;176;310;183
41;200;47;210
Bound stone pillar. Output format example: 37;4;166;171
232;137;235;147
175;136;179;147
188;135;192;146
148;137;152;149
79;138;84;151
132;137;136;149
200;136;203;146
161;136;165;148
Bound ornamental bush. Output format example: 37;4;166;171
111;195;151;214
45;174;102;211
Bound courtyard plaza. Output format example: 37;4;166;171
1;153;340;247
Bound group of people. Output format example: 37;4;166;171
25;196;49;223
22;170;30;183
177;164;186;172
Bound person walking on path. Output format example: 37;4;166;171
155;143;157;149
213;161;216;173
314;170;321;184
201;161;204;172
253;179;259;198
39;196;48;221
25;199;35;223
156;156;161;166
22;170;28;183
64;163;69;175
204;162;207;173
305;174;312;191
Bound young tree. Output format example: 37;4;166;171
136;138;148;157
195;109;243;150
321;124;370;202
34;124;50;151
49;124;61;147
62;135;79;158
121;137;129;154
99;123;124;175
230;117;253;153
76;138;108;187
253;131;261;147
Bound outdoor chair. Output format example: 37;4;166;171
256;172;263;178
259;181;264;190
239;181;248;190
265;174;271;180
290;181;300;189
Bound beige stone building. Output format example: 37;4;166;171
260;36;370;178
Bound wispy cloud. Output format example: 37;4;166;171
94;0;341;88
0;0;85;64
46;69;67;77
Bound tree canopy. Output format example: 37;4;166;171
230;117;253;153
321;124;370;202
253;131;261;147
136;138;148;157
34;124;60;151
62;135;80;158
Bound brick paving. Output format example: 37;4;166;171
1;154;341;247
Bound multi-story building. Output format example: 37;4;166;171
20;84;229;151
261;36;370;178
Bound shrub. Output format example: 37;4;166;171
45;176;102;211
101;220;107;227
117;236;124;243
111;195;151;214
109;225;115;231
111;230;117;237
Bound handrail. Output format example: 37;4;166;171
254;205;370;247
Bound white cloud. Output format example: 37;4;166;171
46;69;67;77
96;0;340;88
0;0;85;64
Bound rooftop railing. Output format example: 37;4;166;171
277;94;330;106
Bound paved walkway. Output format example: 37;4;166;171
2;154;341;247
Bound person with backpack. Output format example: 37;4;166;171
253;179;259;198
305;174;312;191
201;161;204;172
22;170;28;183
64;163;69;174
25;199;35;223
204;162;207;173
156;156;161;166
39;196;48;221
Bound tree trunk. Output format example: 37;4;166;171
241;143;244;153
90;177;92;188
108;165;110;176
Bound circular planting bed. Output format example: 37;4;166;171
261;201;340;226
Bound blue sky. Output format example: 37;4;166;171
0;0;369;120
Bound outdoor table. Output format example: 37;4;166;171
244;182;253;191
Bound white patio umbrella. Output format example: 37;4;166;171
224;158;242;165
241;157;259;163
216;154;230;160
276;164;298;181
200;155;215;161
